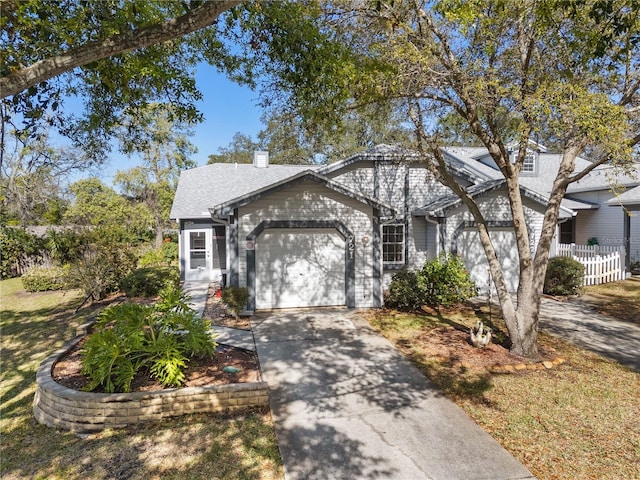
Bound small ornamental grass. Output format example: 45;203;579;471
81;285;216;393
222;286;250;320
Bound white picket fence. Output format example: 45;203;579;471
555;243;625;286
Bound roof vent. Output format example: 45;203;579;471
253;151;269;168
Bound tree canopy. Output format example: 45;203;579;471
0;0;240;162
224;0;639;358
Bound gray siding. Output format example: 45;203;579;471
237;181;379;308
442;190;546;292
326;161;375;197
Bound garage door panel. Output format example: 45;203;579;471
457;229;519;293
256;230;345;309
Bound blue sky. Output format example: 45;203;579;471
92;63;265;185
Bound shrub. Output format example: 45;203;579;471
43;228;89;265
385;255;478;311
0;226;43;279
544;256;584;296
81;285;216;393
419;254;477;308
120;266;180;297
222;286;250;320
138;241;178;268
385;268;424;311
66;243;137;301
21;266;69;292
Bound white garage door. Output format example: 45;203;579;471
456;228;520;293
255;229;346;309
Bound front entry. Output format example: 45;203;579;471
185;229;212;282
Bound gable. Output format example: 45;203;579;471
170;163;316;220
210;170;395;218
413;179;575;219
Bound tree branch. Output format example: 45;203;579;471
0;0;242;98
567;132;639;185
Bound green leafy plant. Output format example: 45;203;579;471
138;241;179;267
21;266;69;292
385;255;477;311
221;287;250;320
544;256;585;296
120;266;180;297
0;226;43;279
81;286;216;392
385;268;425;311
419;254;477;308
66;242;137;301
43;228;89;265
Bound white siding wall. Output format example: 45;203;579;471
570;190;640;257
407;166;451;210
442;191;545;252
377;163;407;211
237;181;378;308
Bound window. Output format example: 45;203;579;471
383;224;405;265
522;151;536;173
559;219;575;245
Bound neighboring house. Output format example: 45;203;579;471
170;145;639;311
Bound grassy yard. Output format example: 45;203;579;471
366;281;640;480
0;278;283;480
582;278;640;326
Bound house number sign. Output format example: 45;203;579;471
347;235;355;260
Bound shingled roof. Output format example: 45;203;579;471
170;163;317;220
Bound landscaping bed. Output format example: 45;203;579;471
54;341;260;392
1;278;283;479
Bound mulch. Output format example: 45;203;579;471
52;285;260;393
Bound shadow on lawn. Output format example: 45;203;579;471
0;297;98;419
1;284;283;480
3;409;282;480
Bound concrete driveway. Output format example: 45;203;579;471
540;297;640;371
251;308;534;480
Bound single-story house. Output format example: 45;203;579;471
170;145;639;311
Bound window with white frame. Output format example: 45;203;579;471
382;224;405;265
522;151;536;172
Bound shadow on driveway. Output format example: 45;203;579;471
540;298;640;371
252;308;535;480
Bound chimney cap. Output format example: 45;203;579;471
254;151;269;168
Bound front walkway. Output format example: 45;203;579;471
251;308;535;480
539;297;640;371
182;282;255;351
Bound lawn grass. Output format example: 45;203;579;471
367;298;640;480
581;278;640;326
0;278;283;480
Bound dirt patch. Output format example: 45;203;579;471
366;304;562;372
410;323;560;370
53;341;260;392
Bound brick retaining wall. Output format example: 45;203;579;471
33;323;269;433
